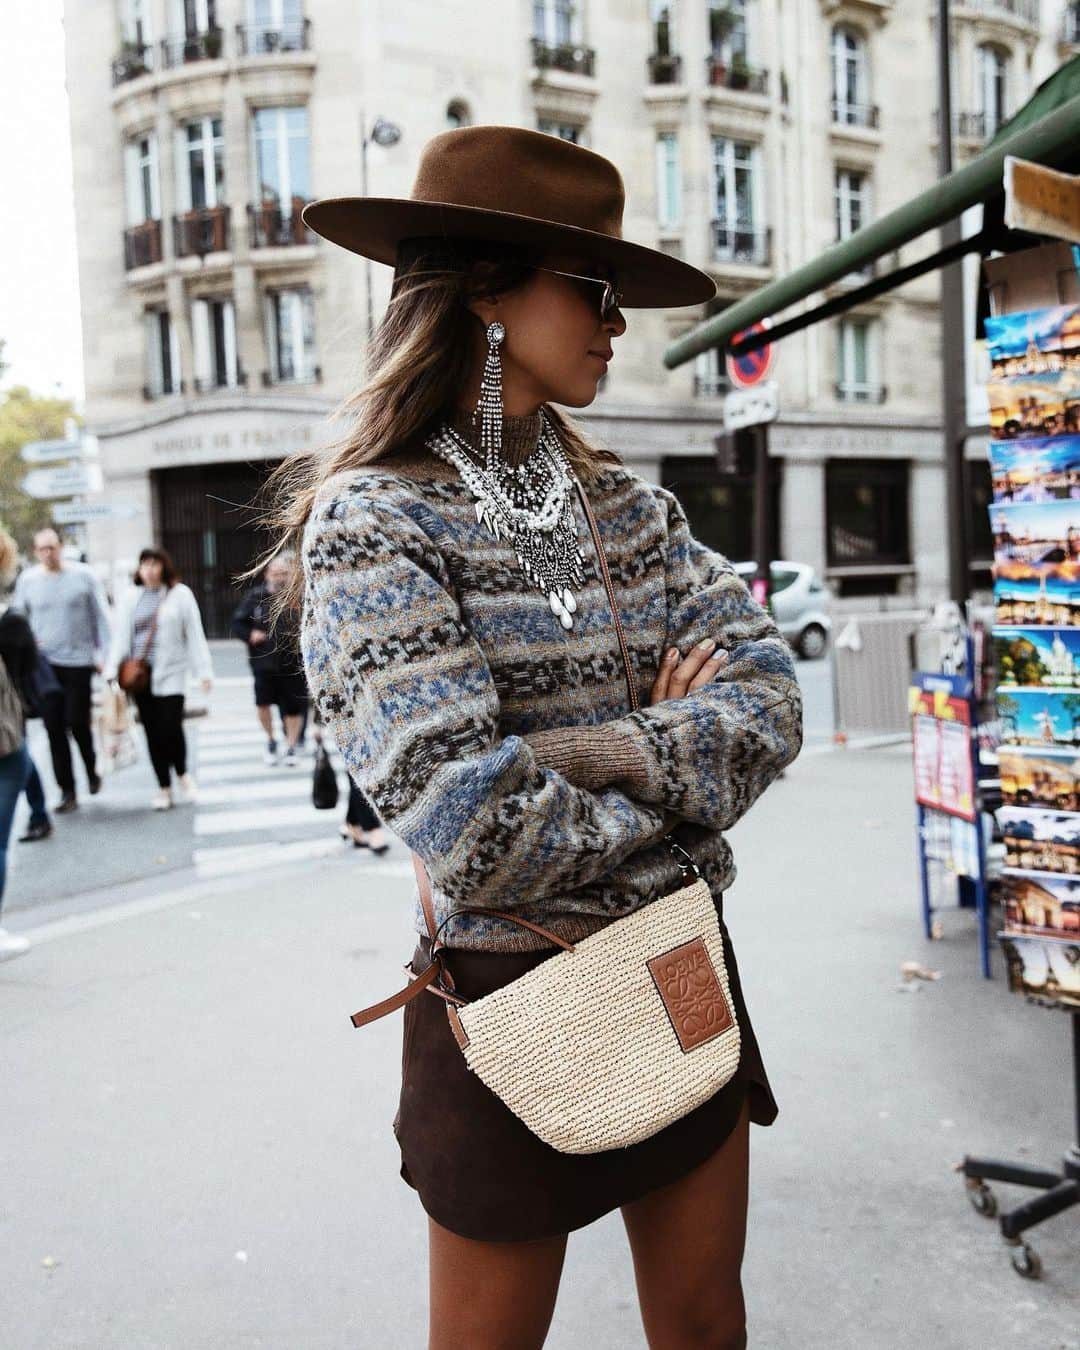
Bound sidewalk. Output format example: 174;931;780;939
1;744;1077;1348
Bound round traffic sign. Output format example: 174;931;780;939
726;321;774;388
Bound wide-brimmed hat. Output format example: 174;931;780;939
301;125;716;309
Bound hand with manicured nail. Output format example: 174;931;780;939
649;638;729;706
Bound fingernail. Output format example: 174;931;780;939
697;637;716;650
708;650;725;662
666;647;679;661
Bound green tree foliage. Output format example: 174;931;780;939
0;368;79;553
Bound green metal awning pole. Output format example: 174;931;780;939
938;0;971;605
663;92;1080;369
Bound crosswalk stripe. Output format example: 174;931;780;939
195;778;318;806
194;802;331;835
193;836;344;877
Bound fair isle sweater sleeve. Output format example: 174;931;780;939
525;486;803;831
301;485;676;910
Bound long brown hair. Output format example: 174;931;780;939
259;235;622;609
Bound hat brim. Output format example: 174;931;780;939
301;197;716;309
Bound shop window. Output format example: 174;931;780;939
826;458;910;570
660;453;781;564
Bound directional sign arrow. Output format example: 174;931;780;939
52;500;141;525
21;462;104;500
20;433;99;464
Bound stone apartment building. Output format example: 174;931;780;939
64;0;1080;633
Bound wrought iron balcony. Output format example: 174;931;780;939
705;56;768;94
831;99;880;129
711;222;772;266
173;205;231;258
235;19;312;55
111;41;155;85
693;373;730;399
160;28;225;68
248;203;313;249
931;108;1007;140
261;365;322;387
960;0;1040;26
835;381;888;403
647;52;682;84
124;219;163;270
530;37;596;77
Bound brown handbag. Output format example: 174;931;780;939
117;605;160;695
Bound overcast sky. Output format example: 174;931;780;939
0;1;84;404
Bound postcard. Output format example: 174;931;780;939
990;435;1080;502
999;868;1080;937
993;627;1080;689
997;807;1080;875
987;372;1080;439
998;744;1080;811
999;932;1080;1009
985;304;1080;381
993;561;1080;627
996;688;1080;747
990;499;1080;563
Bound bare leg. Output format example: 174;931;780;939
256;705;274;738
283;712;303;749
428;1217;567;1350
621;1095;751;1350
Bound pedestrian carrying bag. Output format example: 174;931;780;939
348;479;741;1155
117;605;159;695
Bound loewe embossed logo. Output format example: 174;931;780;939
647;938;734;1053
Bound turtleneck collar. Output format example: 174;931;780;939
449;407;543;469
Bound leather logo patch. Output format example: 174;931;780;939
648;938;734;1053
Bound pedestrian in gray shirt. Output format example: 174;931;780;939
12;528;110;812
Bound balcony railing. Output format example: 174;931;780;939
1063;5;1080;41
173;205;231;258
835;381;888;403
530;37;596;77
712;222;772;266
261;365;322;387
235;19;312;55
248;203;313;249
705;56;768;94
931;109;1007;140
831;99;880;129
124;219;163;270
961;0;1040;26
111;41;155;85
693;373;730;399
647;52;682;84
160;28;225;68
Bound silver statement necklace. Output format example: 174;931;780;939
425;408;586;629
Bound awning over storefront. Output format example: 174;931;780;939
663;56;1080;368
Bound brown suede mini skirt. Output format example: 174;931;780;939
393;897;777;1243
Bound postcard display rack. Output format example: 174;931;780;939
959;254;1080;1278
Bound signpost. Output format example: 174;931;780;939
21;462;104;500
723;380;779;433
52;500;140;525
19;433;99;464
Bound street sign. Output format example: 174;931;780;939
723;380;779;432
52;500;140;525
21;462;104;500
726;321;775;388
1004;155;1080;245
20;433;99;464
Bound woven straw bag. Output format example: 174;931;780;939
349;479;741;1153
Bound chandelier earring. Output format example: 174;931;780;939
474;320;506;471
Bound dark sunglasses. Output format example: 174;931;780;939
531;265;624;321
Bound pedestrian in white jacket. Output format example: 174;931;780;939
105;548;213;811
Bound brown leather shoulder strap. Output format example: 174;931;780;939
411;851;438;939
350;957;441;1028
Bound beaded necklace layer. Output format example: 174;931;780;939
424;409;586;630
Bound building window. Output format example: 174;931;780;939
123;0;153;46
826;459;910;569
177;116;224;210
191;295;239;391
835;168;870;241
446;99;471;128
976;43;1009;138
693;348;730;399
124;131;160;224
264;287;317;383
831;26;870;125
660;456;781;564
538;119;586;144
253;106;311;214
175;0;217;37
533;0;578;45
836;317;883;401
247;0;305;51
709;0;748;62
652;0;675;55
144;309;180;398
656;132;681;231
710;137;765;263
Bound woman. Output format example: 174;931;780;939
340;775;390;854
106;548;213;811
0;525;36;960
278;128;802;1348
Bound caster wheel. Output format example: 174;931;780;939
967;1181;998;1218
1009;1242;1043;1280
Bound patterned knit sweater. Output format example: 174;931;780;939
300;409;803;952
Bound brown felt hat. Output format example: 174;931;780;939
301;125;716;309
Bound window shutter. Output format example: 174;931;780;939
124;142;143;226
175;126;191;213
145;312;163;395
168;315;181;394
191;298;212;386
264;293;279;381
223;299;239;386
147;132;161;220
